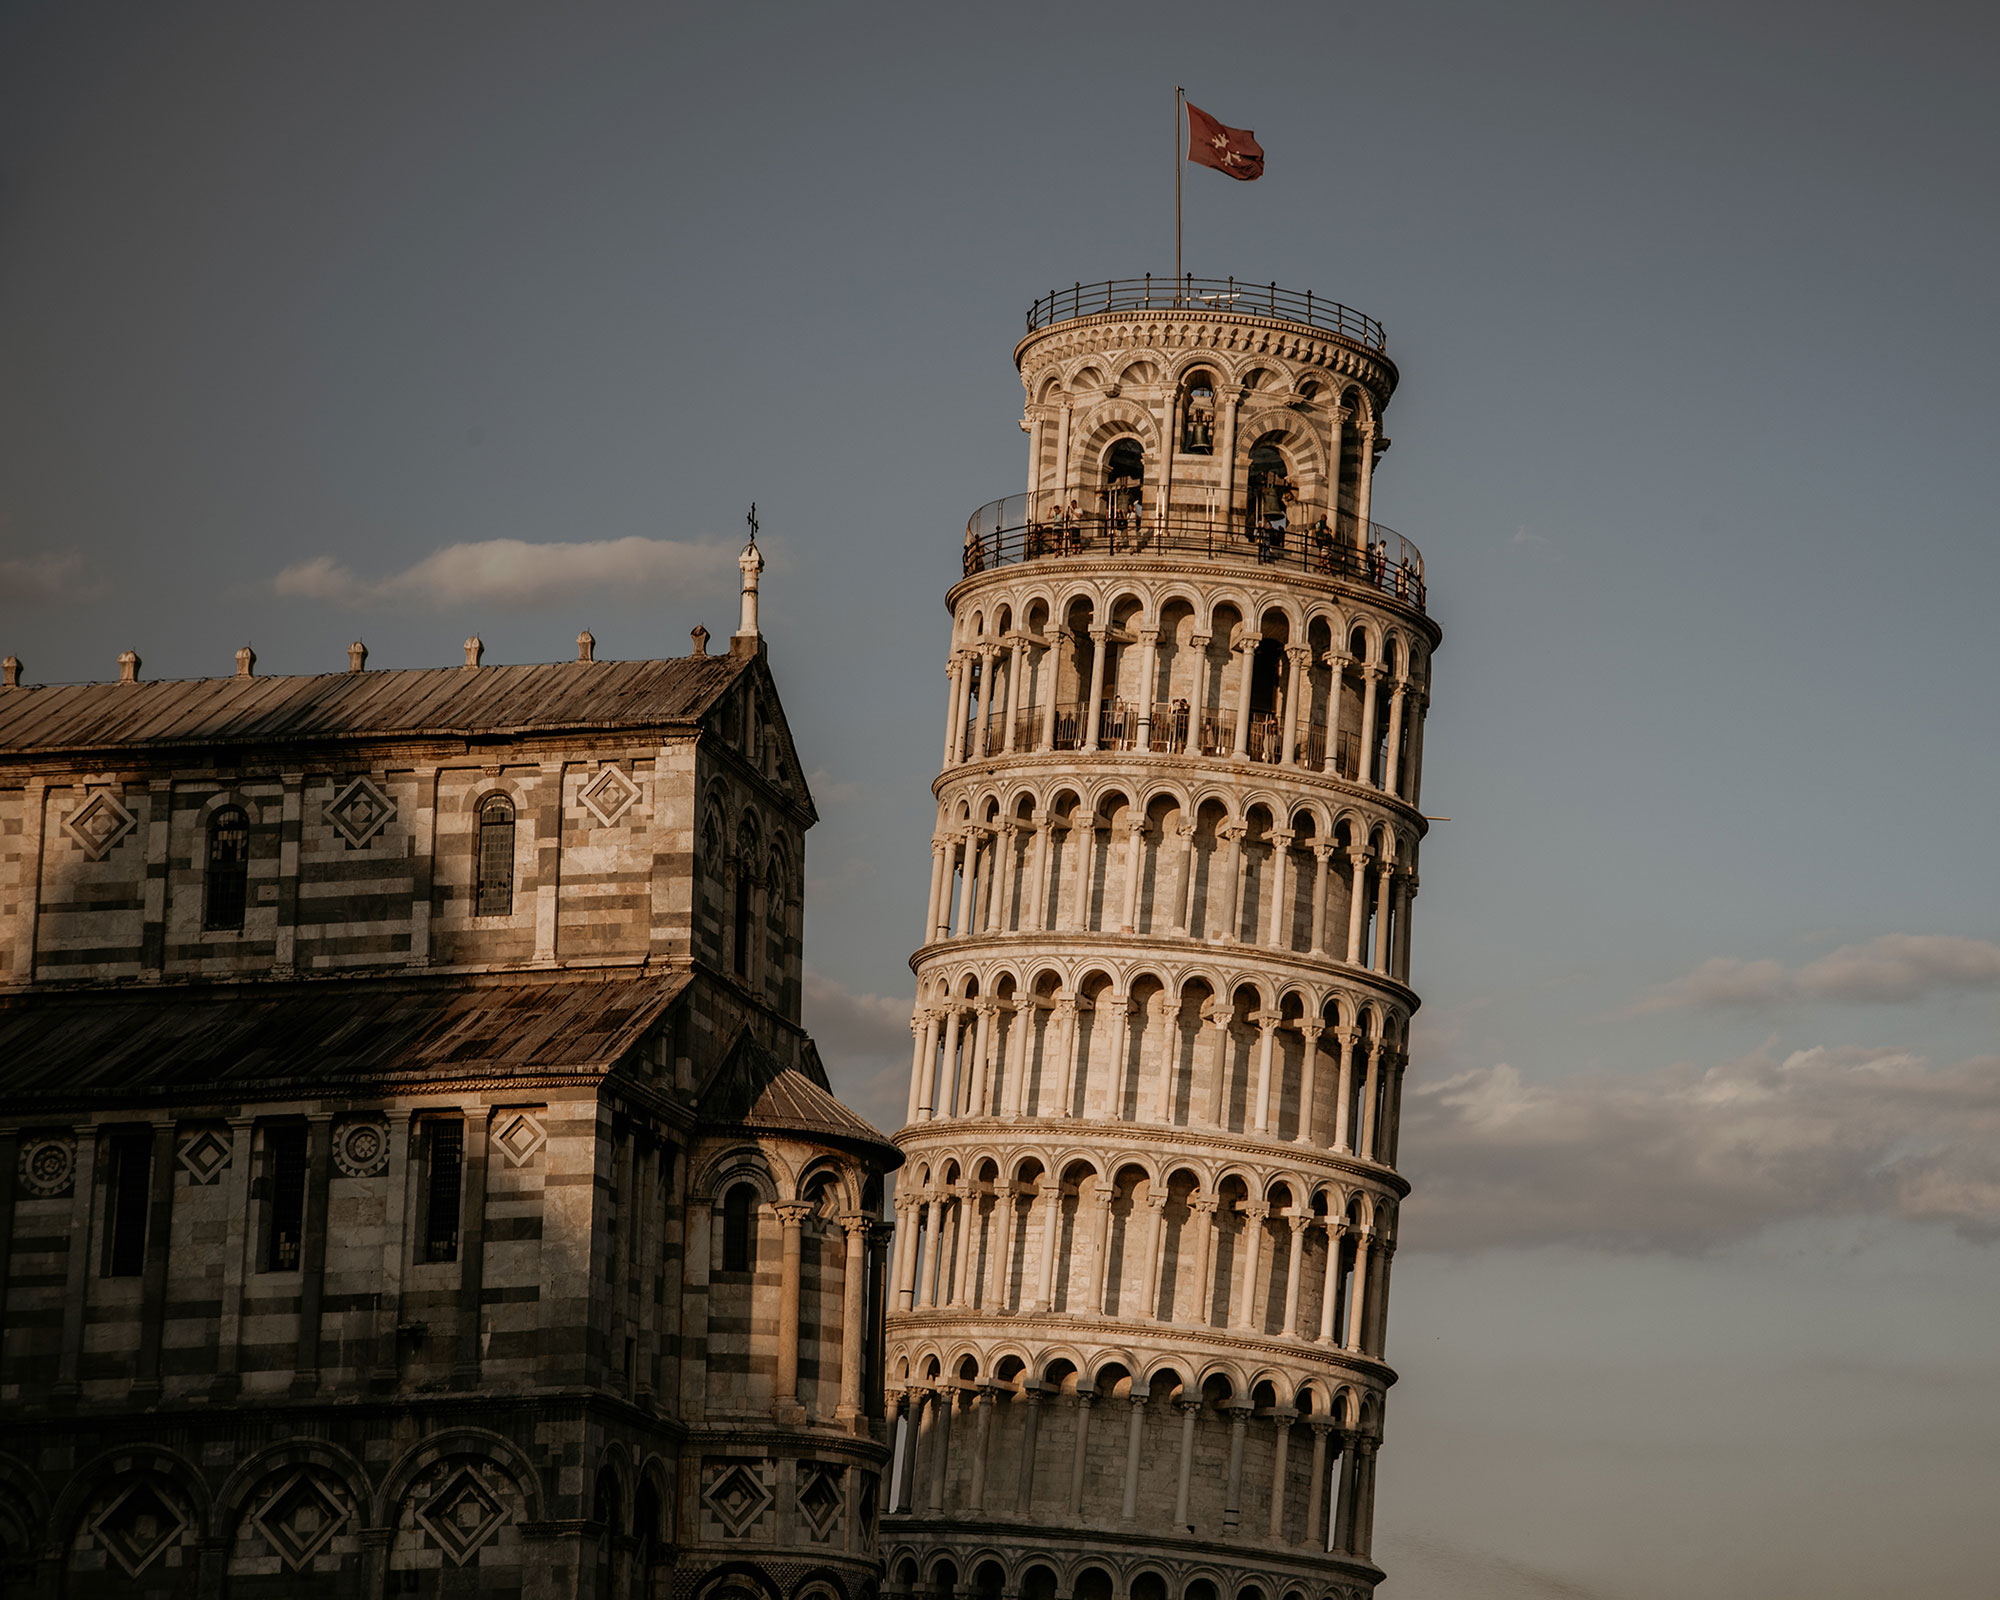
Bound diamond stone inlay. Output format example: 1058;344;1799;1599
414;1467;505;1565
493;1111;547;1168
63;791;137;860
252;1471;350;1571
797;1463;843;1541
91;1480;187;1578
703;1463;773;1538
326;777;395;848
177;1128;232;1185
578;764;641;828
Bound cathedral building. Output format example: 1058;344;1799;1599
0;547;902;1600
883;277;1439;1600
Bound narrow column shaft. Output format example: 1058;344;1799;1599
1310;845;1332;955
1282;1213;1308;1335
1383;680;1408;797
1321;653;1350;774
1359;1043;1383;1159
1232;1204;1267;1329
1027;815;1051;929
1269;1409;1296;1539
1056;999;1085;1117
927;1389;955;1511
1281;646;1309;764
1357;1438;1380;1558
924;841;948;941
1171;823;1197;934
1297;1024;1324;1145
1143;1195;1171;1319
1373;863;1395;974
1122;1395;1147;1520
1223;1404;1249;1528
1252;1015;1280;1133
1038;642;1061;751
1231;640;1256;757
1345;851;1371;964
1306;1422;1333;1550
1333;1029;1358;1152
1318;1222;1345;1343
1265;828;1293;948
1001;640;1023;751
936;1008;963;1119
993;823;1019;932
1153;1000;1179;1122
1085;1188;1115;1312
1034;1182;1063;1311
1395;879;1418;982
952;833;976;935
1134;628;1160;746
1191;1198;1219;1325
772;1202;810;1416
838;1216;869;1424
1345;1232;1373;1351
1202;1007;1231;1126
894;1197;919;1312
1356;423;1376;549
1188;632;1213;748
1000;1001;1032;1116
968;1388;994;1510
1102;995;1130;1115
1017;1388;1043;1511
1069;1392;1095;1518
972;644;998;757
1173;1399;1201;1528
1356;663;1381;786
1220;826;1246;941
1082;627;1111;750
969;1004;995;1115
989;1184;1019;1310
949;1187;977;1306
1121;822;1146;931
941;657;965;769
1334;1433;1359;1552
908;1011;937;1123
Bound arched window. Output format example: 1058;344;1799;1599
204;806;249;931
1180;374;1216;454
721;1183;758;1273
1102;437;1144;527
475;794;515;916
1248;438;1295;531
732;857;753;977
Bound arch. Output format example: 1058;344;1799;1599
373;1427;546;1528
203;804;250;931
474;791;517;916
214;1436;372;1544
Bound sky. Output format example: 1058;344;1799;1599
3;3;1997;1595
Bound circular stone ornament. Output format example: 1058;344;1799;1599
332;1118;390;1179
19;1135;76;1197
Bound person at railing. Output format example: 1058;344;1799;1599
1370;540;1387;587
963;527;986;576
1310;515;1335;574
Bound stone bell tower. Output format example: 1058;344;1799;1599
880;276;1438;1600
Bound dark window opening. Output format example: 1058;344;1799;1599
204;806;250;931
1103;438;1144;526
1181;377;1215;454
1247;439;1295;531
475;794;515;916
732;861;753;977
721;1183;757;1273
263;1123;308;1272
104;1133;152;1277
422;1120;465;1262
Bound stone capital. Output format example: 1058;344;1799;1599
773;1201;814;1227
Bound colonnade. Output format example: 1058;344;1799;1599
902;995;1406;1164
884;1381;1381;1562
888;1177;1394;1357
922;813;1415;983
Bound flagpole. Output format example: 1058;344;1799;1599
1174;86;1183;302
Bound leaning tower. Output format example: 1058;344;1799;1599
882;277;1437;1600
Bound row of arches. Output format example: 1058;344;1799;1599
889;1150;1396;1355
887;1551;1369;1600
882;1349;1381;1561
943;585;1428;801
905;966;1410;1163
926;779;1417;980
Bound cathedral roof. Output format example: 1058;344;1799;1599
698;1028;901;1167
0;655;752;756
0;970;690;1108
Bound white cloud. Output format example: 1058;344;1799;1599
1400;1044;2000;1253
273;537;737;609
801;968;911;1137
0;551;86;602
1634;934;2000;1013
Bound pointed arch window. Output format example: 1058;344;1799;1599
476;794;516;917
204;806;250;931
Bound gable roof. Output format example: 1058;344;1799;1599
0;970;690;1109
0;655;753;758
697;1027;901;1166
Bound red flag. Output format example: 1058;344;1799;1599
1186;102;1264;181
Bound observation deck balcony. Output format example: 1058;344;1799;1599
960;493;1427;614
1027;274;1387;353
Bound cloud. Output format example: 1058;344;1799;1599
273;537;737;609
1634;934;2000;1013
0;552;87;602
1400;1044;2000;1253
802;968;911;1137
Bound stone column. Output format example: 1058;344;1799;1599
916;1193;941;1307
1219;384;1242;532
1387;1055;1408;1164
1370;1238;1397;1355
1038;639;1062;751
1296;1021;1324;1146
1355;1436;1380;1558
1332;1027;1358;1153
1265;828;1294;948
1173;1396;1202;1529
1305;1419;1335;1550
1081;627;1111;751
1345;1229;1373;1352
1134;627;1160;748
1222;1400;1251;1529
1100;993;1130;1118
889;1390;917;1510
1153;996;1181;1123
1321;651;1351;774
1187;631;1213;747
1268;1406;1297;1540
1231;637;1256;757
1232;1203;1268;1329
1373;863;1395;975
1408;688;1430;805
1334;1431;1360;1553
1355;663;1381;787
1000;1000;1033;1117
1069;1388;1096;1520
1218;825;1245;942
772;1201;812;1421
1002;637;1023;751
935;1007;963;1121
972;643;999;758
989;1180;1022;1310
927;1386;956;1513
908;1010;936;1123
992;821;1019;933
1309;844;1333;957
1033;1180;1063;1313
941;656;966;770
949;1183;978;1307
838;1213;871;1428
1054;997;1085;1118
1281;1210;1308;1336
1171;822;1198;935
1202;1002;1232;1127
1281;645;1310;764
1395;878;1418;983
1120;819;1147;932
1084;1183;1116;1313
1016;1383;1044;1512
1027;811;1052;930
1355;423;1377;551
969;1003;996;1116
968;1385;995;1511
1359;1041;1383;1161
1382;678;1408;798
1317;1220;1345;1344
924;838;949;942
1251;1011;1281;1134
1142;1192;1171;1320
1345;850;1371;965
893;1195;919;1312
1190;1196;1220;1326
1327;405;1349;544
1121;1393;1148;1520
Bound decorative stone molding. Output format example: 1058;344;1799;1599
332;1117;390;1179
18;1134;76;1197
63;790;137;860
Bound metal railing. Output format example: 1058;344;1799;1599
1027;275;1386;352
961;490;1426;611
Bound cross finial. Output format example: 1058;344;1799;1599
746;502;759;544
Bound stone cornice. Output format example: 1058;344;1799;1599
1013;308;1399;403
